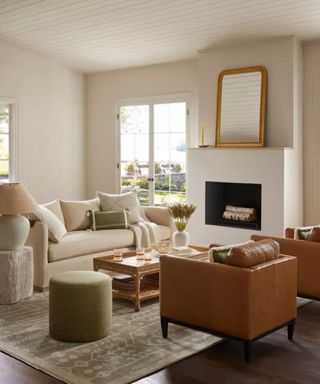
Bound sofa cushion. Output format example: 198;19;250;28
158;225;171;240
42;200;65;224
60;199;100;231
31;206;67;243
87;209;129;230
48;229;135;262
97;191;140;224
227;239;279;268
208;241;253;263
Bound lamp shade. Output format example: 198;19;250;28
0;183;38;215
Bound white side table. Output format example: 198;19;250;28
0;246;33;304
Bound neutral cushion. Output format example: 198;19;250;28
60;199;100;231
42;200;65;224
31;206;67;243
97;191;141;224
227;239;279;268
158;224;171;240
49;271;112;342
48;229;135;262
209;241;253;263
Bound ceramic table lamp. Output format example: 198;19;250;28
0;183;38;250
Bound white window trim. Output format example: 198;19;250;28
115;93;190;203
0;97;18;182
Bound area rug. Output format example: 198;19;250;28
0;293;220;384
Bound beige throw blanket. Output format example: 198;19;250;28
129;209;161;248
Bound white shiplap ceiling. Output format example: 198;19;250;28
1;0;320;73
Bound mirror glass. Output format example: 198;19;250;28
216;67;267;147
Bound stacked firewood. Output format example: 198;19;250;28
222;205;257;222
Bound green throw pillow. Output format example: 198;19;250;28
87;209;129;230
294;226;319;241
297;228;312;240
211;249;229;264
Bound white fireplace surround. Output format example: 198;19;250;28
187;147;303;246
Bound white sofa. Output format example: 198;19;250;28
26;200;173;291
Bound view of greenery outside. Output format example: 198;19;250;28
121;161;186;206
0;106;9;181
120;103;186;206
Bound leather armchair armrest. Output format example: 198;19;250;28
252;234;320;298
160;256;252;339
248;255;297;338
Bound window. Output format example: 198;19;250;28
0;101;16;183
0;105;10;182
118;97;188;206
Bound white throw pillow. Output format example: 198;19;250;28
42;200;65;224
60;198;100;231
97;191;141;224
31;206;67;243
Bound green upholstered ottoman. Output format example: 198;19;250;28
49;271;112;342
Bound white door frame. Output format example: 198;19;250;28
115;93;190;204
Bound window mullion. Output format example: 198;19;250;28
149;104;154;206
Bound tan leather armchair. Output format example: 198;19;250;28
160;254;297;362
252;234;320;300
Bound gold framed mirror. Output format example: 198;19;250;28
215;66;267;148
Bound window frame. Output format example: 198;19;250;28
115;93;190;205
0;98;18;183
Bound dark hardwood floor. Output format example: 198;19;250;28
1;301;319;384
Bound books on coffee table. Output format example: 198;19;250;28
169;247;197;257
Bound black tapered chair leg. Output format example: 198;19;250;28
243;341;251;363
161;317;168;338
287;319;296;341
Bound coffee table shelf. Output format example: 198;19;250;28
93;246;208;311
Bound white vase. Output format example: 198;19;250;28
172;230;190;248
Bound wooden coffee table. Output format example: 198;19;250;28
93;246;209;311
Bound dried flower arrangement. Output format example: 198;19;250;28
168;203;197;231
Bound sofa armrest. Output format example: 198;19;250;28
252;234;320;298
142;206;174;231
160;255;296;340
26;221;49;290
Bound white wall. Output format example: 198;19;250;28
199;37;296;147
303;41;320;225
86;60;198;198
0;39;86;203
284;38;304;227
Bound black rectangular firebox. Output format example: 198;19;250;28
205;181;262;230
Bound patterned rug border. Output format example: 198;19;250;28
0;339;223;384
0;294;221;384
